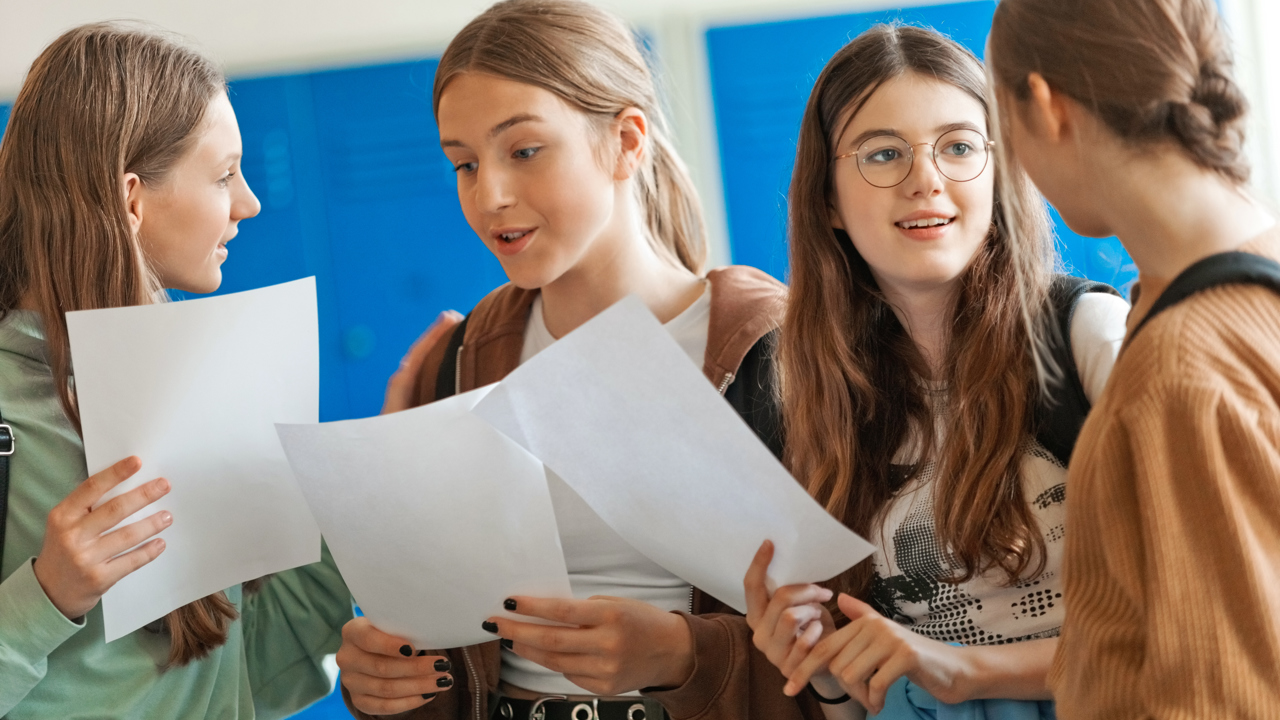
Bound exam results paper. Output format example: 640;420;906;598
66;278;322;642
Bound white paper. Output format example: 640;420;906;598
472;295;875;612
275;385;572;650
66;278;322;641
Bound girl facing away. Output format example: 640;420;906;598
989;0;1280;716
336;1;820;719
742;25;1130;719
0;21;353;719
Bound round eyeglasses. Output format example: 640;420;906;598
834;128;995;188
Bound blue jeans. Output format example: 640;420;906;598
868;676;1056;720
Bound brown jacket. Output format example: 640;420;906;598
344;266;822;720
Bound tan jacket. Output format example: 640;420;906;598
345;266;822;720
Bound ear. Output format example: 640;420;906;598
1022;72;1072;144
122;172;145;237
612;107;648;181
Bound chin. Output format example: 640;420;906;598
173;272;222;295
1056;209;1113;239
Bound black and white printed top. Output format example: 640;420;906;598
866;293;1130;645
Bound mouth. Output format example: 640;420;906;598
895;217;955;230
490;227;536;256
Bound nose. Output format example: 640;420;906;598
473;164;515;215
233;174;261;221
901;144;945;199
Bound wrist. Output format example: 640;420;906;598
946;645;985;702
655;612;696;688
809;672;848;702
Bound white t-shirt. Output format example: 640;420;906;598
502;285;712;695
867;292;1130;645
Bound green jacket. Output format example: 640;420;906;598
0;310;353;719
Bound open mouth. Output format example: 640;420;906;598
497;229;532;243
895;217;954;230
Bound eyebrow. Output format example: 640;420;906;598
440;113;544;149
840;120;986;152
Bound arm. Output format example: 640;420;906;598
242;540;358;720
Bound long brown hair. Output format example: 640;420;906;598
0;21;240;667
781;25;1057;604
989;0;1249;184
433;0;706;273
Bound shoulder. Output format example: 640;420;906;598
1069;292;1130;404
704;266;786;379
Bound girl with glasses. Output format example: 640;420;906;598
742;25;1129;719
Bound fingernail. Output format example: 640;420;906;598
158;478;170;491
422;693;437;700
437;675;454;688
501;638;513;650
399;644;412;657
503;598;517;611
161;512;173;525
482;621;498;634
434;659;451;672
416;650;427;657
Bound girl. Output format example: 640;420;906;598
0;22;353;718
988;0;1280;715
742;26;1130;718
335;1;817;719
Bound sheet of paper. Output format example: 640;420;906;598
275;385;572;650
472;295;875;612
66;278;322;641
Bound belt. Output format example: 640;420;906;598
490;695;666;720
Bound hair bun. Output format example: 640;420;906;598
1166;59;1249;183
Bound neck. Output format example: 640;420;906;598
1093;148;1275;285
878;277;955;379
539;195;702;339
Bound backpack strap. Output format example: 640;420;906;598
722;330;783;460
0;408;13;566
1033;275;1122;468
1130;251;1280;343
433;315;470;402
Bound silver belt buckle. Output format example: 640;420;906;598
0;423;13;456
529;695;568;720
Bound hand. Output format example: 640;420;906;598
744;540;836;678
786;594;975;713
486;595;695;695
336;617;456;715
33;456;172;620
382;311;463;414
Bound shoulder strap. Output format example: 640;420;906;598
0;408;12;566
433;315;470;402
1130;251;1280;342
722;330;784;460
1033;275;1122;467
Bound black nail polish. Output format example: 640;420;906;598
482;620;499;634
434;659;452;672
422;693;437;700
399;644;412;657
501;638;513;650
503;598;518;611
416;649;427;657
437;675;454;689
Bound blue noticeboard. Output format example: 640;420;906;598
705;1;1137;294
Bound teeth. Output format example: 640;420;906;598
499;231;529;242
899;217;952;229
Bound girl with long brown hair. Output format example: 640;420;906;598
0;21;353;718
988;0;1280;716
741;25;1129;718
334;2;816;719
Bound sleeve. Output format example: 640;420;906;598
242;540;356;720
1126;382;1280;716
1069;292;1130;404
0;558;85;715
643;612;824;720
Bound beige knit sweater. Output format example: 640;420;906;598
1051;229;1280;718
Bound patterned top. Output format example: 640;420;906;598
865;292;1130;646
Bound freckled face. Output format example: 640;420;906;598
437;72;620;290
829;72;995;298
136;92;260;293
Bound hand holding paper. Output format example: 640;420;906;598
276;385;572;650
66;278;322;641
471;295;874;612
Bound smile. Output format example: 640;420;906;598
895;217;954;229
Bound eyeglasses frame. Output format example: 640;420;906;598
833;130;997;189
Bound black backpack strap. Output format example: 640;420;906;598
1033;275;1122;467
1130;251;1280;342
722;330;784;461
0;408;12;566
433;315;469;402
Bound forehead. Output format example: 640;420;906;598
837;71;987;144
436;72;576;136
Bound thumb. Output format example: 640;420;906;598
837;593;876;620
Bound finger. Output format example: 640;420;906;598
866;651;915;715
83;476;171;536
508;644;600;679
98;537;166;588
344;617;420;658
837;593;877;621
96;509;173;561
67;456;143;512
341;668;455;700
498;596;592;626
779;612;825;677
493;618;599;655
347;690;434;716
759;584;833;645
784;624;855;695
744;540;775;627
404;311;463;368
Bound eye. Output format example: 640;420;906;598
217;171;237;187
942;142;973;157
864;148;901;164
453;161;478;174
512;146;540;160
